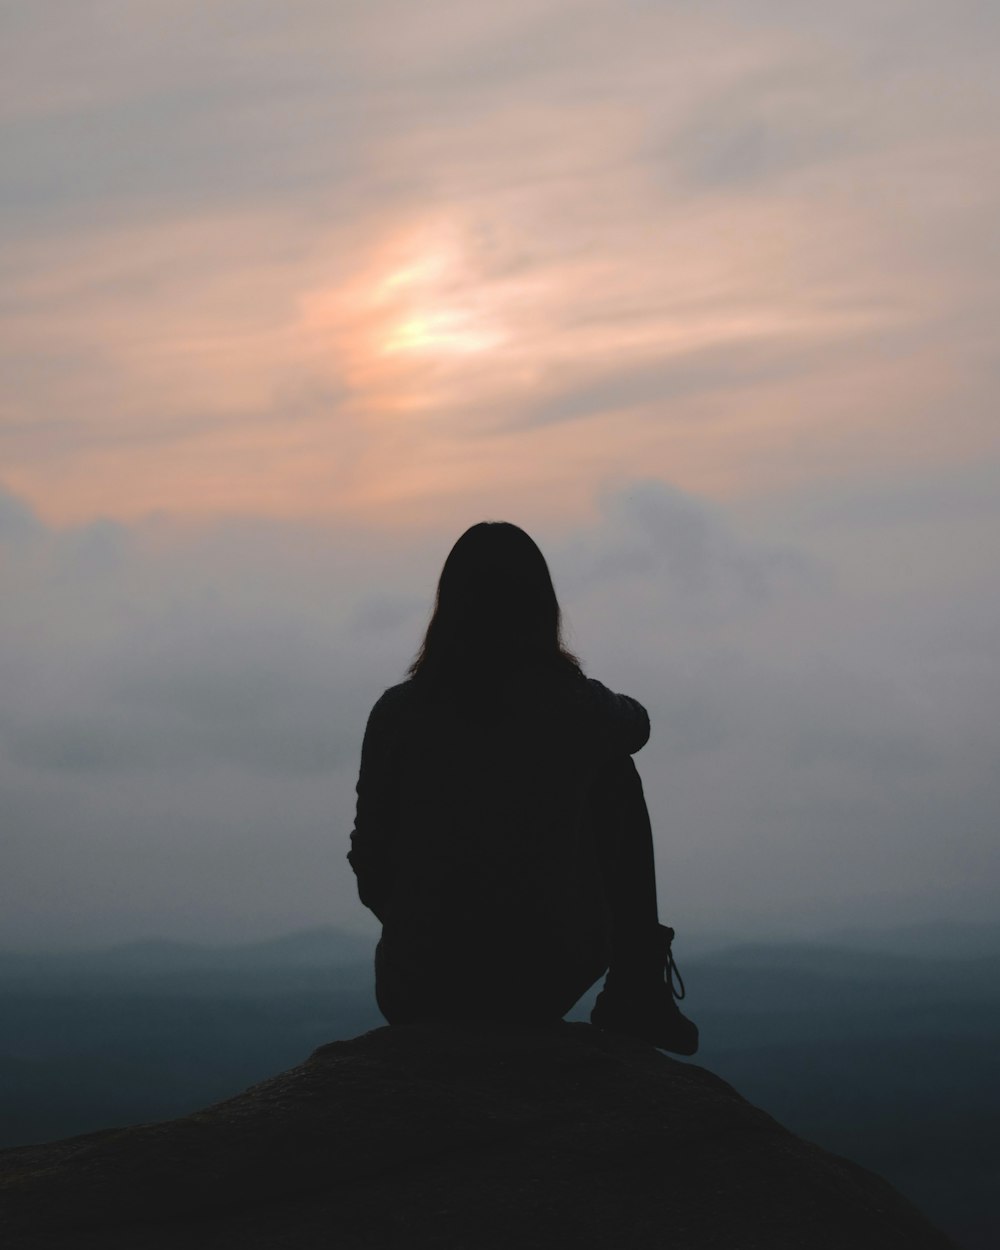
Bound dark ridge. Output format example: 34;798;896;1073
0;1022;955;1249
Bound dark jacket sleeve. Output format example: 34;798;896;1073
583;678;650;756
347;688;405;921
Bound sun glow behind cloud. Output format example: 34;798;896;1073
298;222;513;419
279;179;933;524
1;0;997;531
375;239;507;359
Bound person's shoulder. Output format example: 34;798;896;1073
575;676;650;751
370;680;414;716
533;671;619;717
379;679;413;703
520;663;586;708
361;681;417;745
578;675;635;703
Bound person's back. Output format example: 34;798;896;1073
351;663;650;1021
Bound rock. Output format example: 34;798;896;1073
0;1022;955;1248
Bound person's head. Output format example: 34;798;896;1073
408;521;580;686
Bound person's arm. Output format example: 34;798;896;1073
347;688;405;921
584;677;650;756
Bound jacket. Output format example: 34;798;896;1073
347;668;649;1012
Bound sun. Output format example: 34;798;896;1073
381;308;503;356
371;231;505;360
295;220;517;418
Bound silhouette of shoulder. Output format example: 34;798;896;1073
360;674;648;756
577;677;650;756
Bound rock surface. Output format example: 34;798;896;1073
0;1022;955;1249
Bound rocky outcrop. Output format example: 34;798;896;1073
0;1022;954;1249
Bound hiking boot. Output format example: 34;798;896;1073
590;924;699;1056
591;985;699;1054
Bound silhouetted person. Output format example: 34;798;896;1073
348;521;698;1054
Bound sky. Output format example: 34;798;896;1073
1;0;998;948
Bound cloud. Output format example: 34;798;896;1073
1;472;998;945
4;0;998;523
559;479;818;614
1;3;998;944
0;483;46;543
665;67;855;191
513;338;841;431
0;500;422;782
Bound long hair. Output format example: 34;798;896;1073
408;521;581;690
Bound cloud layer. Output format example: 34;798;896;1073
2;2;998;946
3;0;998;525
2;477;997;946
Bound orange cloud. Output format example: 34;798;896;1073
2;2;996;530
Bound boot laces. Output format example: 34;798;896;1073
659;925;687;1001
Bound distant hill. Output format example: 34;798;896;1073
0;925;377;981
816;921;1000;961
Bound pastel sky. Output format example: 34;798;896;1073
2;0;998;947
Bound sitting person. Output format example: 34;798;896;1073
347;521;697;1054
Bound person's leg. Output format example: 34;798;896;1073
375;931;606;1026
374;937;420;1024
589;755;699;1054
590;755;659;973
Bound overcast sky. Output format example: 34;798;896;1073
2;0;998;948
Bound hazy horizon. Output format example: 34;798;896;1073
2;1;998;949
2;929;996;1246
